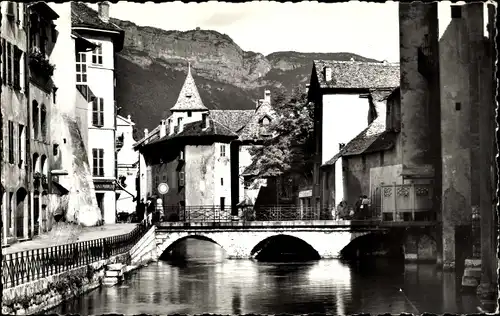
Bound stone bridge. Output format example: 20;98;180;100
129;220;440;264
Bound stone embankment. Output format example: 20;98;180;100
2;226;157;315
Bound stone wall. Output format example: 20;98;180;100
1;253;129;315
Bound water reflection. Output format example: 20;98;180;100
52;239;482;315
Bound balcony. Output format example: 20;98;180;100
379;183;435;222
28;48;54;91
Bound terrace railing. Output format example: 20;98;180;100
2;220;151;289
162;205;233;223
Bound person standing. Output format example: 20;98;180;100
354;196;363;220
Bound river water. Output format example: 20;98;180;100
52;239;481;315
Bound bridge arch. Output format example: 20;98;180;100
156;232;229;259
250;234;321;261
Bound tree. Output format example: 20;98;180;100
248;86;315;182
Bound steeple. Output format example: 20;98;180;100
170;62;208;112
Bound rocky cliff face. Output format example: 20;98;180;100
111;18;379;134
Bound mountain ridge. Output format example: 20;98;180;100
109;16;380;135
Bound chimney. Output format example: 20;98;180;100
339;143;345;150
202;113;209;129
159;120;166;138
168;118;174;136
324;67;332;82
144;128;149;138
127;115;131;121
305;84;310;94
264;89;271;104
98;2;110;23
258;100;264;108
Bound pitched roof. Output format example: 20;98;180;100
71;2;122;32
313;60;400;90
322;118;397;167
238;99;275;141
170;65;208;112
146;118;237;147
210;109;254;133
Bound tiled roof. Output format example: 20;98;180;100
210;109;254;133
71;2;122;32
322;118;397;167
146;118;238;147
313;60;400;90
238;100;275;141
170;65;208;112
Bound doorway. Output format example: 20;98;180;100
96;193;105;221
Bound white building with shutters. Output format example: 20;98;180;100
71;2;124;224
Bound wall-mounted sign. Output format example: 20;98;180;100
298;190;313;198
94;182;115;191
158;183;169;195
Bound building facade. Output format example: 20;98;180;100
136;66;238;219
1;1;30;245
71;2;125;224
48;2;102;228
307;60;400;211
116;114;139;215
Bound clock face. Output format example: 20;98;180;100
157;183;169;194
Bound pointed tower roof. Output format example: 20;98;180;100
170;63;208;112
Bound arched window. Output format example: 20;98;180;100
32;153;39;173
32;100;39;139
261;116;271;126
40;104;47;139
40;155;47;176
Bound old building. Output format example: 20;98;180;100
48;2;102;228
71;2;125;224
233;90;276;211
1;1;30;245
116;114;139;215
307;60;400;211
27;2;60;236
136;66;238;219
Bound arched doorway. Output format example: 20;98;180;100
16;188;28;239
41;155;48;190
33;190;40;235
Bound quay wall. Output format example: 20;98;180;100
2;253;130;315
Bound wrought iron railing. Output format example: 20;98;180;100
2;220;151;289
157;204;383;223
161;205;233;223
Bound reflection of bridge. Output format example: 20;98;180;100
130;220;440;264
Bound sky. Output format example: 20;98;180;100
89;1;402;63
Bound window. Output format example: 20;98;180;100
455;102;461;111
362;155;367;171
92;97;104;127
220;197;225;211
18;124;25;167
13;46;21;90
76;52;87;83
451;5;462;19
92;149;104;177
6;42;12;86
8;121;14;164
179;149;185;160
221;178;224;186
178;171;185;187
261;116;270;126
380;151;385;166
32;101;39;139
92;43;103;65
40;104;47;139
220;144;226;157
177;117;183;125
2;39;6;85
187;111;192;117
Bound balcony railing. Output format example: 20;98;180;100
2;221;151;289
379;183;435;222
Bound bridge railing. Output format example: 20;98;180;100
1;221;151;289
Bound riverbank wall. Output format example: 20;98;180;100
2;253;131;315
2;226;157;315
